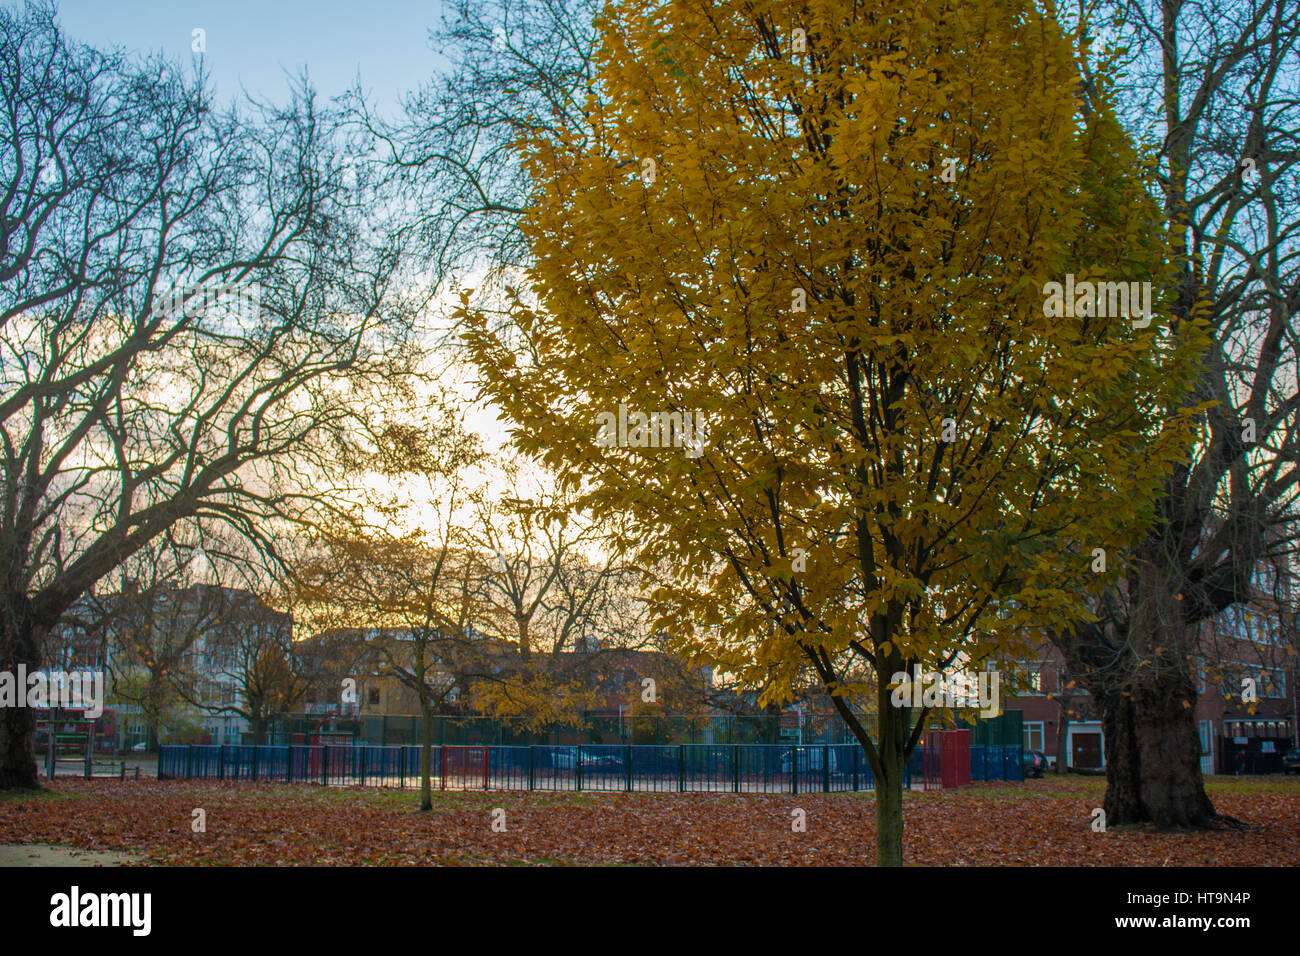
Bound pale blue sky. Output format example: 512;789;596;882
48;0;451;116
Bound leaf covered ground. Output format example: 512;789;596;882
1;775;1296;865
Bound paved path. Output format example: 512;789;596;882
0;843;142;866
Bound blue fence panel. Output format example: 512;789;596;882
486;746;529;790
189;745;220;779
628;744;677;792
154;741;1019;792
904;747;925;784
827;744;860;792
530;745;576;791
681;744;731;792
158;745;185;778
736;744;785;793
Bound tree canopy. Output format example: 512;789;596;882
464;0;1207;864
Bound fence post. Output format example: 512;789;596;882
440;744;446;791
286;745;294;783
186;744;193;780
852;745;859;792
528;745;535;791
791;746;798;796
482;746;489;791
823;745;830;793
733;744;739;793
577;745;583;792
219;744;226;780
84;725;93;780
321;744;329;786
678;744;685;792
252;745;259;781
625;744;632;793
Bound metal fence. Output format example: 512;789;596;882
158;741;1024;792
265;712;871;747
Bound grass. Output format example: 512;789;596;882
0;785;79;805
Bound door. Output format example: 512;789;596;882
1071;732;1102;770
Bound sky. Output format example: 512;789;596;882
42;0;535;544
50;0;450;117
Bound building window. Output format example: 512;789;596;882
1012;662;1043;695
368;688;380;706
1024;721;1044;752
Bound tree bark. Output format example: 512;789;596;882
1075;551;1220;829
419;702;433;812
1053;686;1071;774
873;669;907;867
0;603;43;789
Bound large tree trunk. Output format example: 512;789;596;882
1076;551;1220;829
1130;674;1215;826
0;603;43;789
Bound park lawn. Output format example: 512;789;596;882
0;775;1296;866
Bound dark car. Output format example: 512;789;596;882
1283;748;1300;775
1023;750;1048;778
580;751;623;773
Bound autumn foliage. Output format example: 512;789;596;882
464;0;1206;865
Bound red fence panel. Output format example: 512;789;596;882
939;730;971;788
441;745;489;790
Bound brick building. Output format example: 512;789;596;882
1002;562;1297;773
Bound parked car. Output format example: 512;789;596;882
549;746;578;770
548;747;621;771
1282;748;1300;775
581;752;622;772
1023;750;1048;778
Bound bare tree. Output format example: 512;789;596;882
172;583;302;746
0;3;419;788
352;0;597;295
1053;0;1300;826
295;408;490;809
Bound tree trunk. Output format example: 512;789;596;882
0;603;43;789
1098;686;1146;822
1053;689;1071;774
1091;552;1219;829
419;702;433;812
764;700;781;745
1101;659;1215;828
873;669;907;867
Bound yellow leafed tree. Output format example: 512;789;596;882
464;0;1205;864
